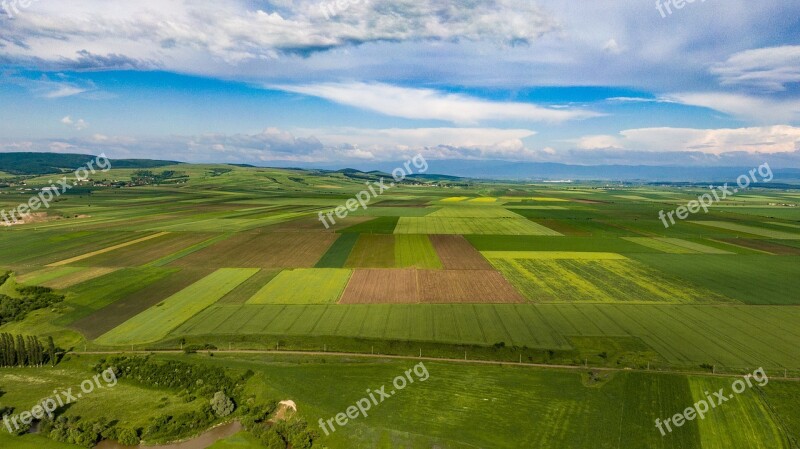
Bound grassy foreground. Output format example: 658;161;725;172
1;353;797;448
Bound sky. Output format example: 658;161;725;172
0;0;799;168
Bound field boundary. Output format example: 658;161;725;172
75;349;800;381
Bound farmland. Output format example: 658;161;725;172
0;162;798;448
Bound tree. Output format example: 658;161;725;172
210;391;235;417
47;336;57;366
116;427;140;446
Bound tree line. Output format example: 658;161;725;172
0;333;58;367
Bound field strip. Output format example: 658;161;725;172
46;232;170;267
45;266;121;289
482;251;627;260
692;221;800;239
95;268;259;345
16;266;84;285
707;238;774;255
145;233;233;267
75;350;800;381
769;222;800;229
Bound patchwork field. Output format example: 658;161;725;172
171;232;338;268
96;268;259;344
1;164;799;449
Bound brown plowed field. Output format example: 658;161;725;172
171;232;338;268
429;235;492;269
417;270;525;303
340;269;525;304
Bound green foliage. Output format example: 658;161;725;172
41;415;112;448
0;286;64;325
0;333;53;367
210;391;235;417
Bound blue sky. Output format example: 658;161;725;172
1;0;799;167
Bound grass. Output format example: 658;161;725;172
247;268;352;304
96;268;259;345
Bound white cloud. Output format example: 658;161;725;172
0;0;560;67
575;126;800;155
272;82;599;124
60;116;89;130
710;45;800;91
667;92;800;123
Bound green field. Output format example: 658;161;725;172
394;235;443;268
0;163;798;448
247;268;352;304
96;268;259;344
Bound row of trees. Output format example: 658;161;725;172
0;333;57;367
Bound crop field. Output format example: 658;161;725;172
96;268;259;344
429;235;493;269
344;234;396;267
56;266;179;325
623;237;733;254
171;232;338;268
394;216;562;235
692;221;800;239
394;235;443;268
486;253;730;303
247;268;352;304
688;377;787;448
339;269;418;303
68;231;215;266
71;267;214;338
1;163;799;448
314;233;360;267
168;303;800;369
338;269;523;304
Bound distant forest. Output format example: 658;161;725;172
0;153;180;175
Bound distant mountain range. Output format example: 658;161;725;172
2;152;800;184
268;159;800;184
